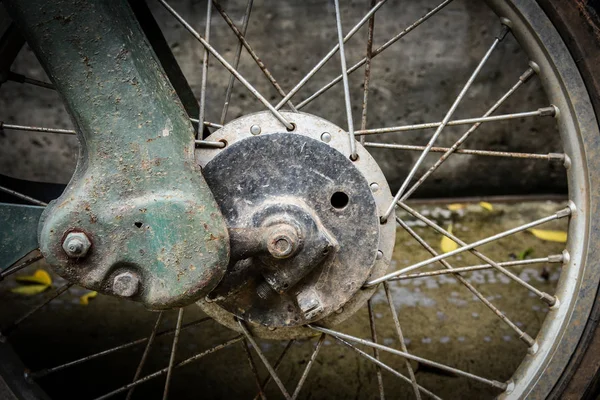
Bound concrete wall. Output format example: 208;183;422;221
0;0;566;197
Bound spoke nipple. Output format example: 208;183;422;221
505;380;515;394
62;232;92;259
520;67;535;82
350;153;359;161
500;17;513;29
548;254;564;263
539;106;558;117
112;271;140;298
496;24;510;41
561;249;571;265
527;341;539;355
549;296;561;310
250;125;261;135
567;200;577;216
563;154;572;169
529;61;541;74
556;205;573;219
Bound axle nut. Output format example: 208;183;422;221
62;232;91;258
266;225;300;259
112;272;140;297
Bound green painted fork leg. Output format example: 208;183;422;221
3;0;230;309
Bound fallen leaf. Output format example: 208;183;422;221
528;229;567;243
440;224;459;253
447;203;465;211
479;201;493;211
518;247;534;260
15;269;52;286
11;284;50;295
80;291;98;305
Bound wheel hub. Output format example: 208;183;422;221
197;111;396;338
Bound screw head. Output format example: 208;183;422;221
250;125;261;135
320;132;332;143
112;272;140;297
62;232;91;258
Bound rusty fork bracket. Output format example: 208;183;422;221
3;0;230;309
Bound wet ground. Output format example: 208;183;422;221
0;201;568;399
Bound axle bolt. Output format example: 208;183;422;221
62;232;91;258
112;272;140;297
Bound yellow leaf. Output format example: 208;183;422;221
80;291;98;305
440;225;459;253
447;203;465;211
528;229;567;243
15;269;52;286
479;201;494;211
11;284;50;295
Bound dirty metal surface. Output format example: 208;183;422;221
2;0;230;309
197;111;396;339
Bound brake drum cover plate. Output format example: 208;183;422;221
196;111;396;339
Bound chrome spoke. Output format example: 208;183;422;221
2;283;72;336
334;337;442;400
252;340;295;400
310;326;507;391
291;334;325;400
382;25;510;222
219;0;254;124
356;106;555;136
0;253;43;282
390;255;564;281
367;299;385;399
93;335;244;400
7;72;54;90
213;0;297;112
157;0;294;130
125;312;164;400
401;68;538;200
197;0;212;138
334;0;358;159
359;0;376;146
1;122;75;135
0;185;46;206
396;217;536;347
241;339;266;400
296;0;454;110
368;204;570;285
239;320;292;400
274;0;387;110
384;282;421;399
30;317;212;379
163;308;184;400
364;142;565;162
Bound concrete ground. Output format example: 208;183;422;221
0;201;567;399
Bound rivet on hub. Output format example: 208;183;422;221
62;232;91;258
112;272;140;298
320;132;332;143
250;125;261;135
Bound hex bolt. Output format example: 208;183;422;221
112;272;140;298
62;232;91;258
250;124;261;135
320;132;332;143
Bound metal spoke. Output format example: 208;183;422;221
367;203;570;287
364;142;565;162
384;282;421;398
212;0;297;112
0;253;43;282
391;255;564;281
7;72;54;90
334;337;442;400
396;217;535;347
163;308;184;400
93;335;244;400
334;0;358;159
382;25;510;222
30;317;212;379
195;139;226;148
238;320;292;400
252;340;295;400
401;68;538;200
0;185;47;206
197;0;212;139
2;283;72;336
291;334;325;400
220;0;253;124
242;339;266;400
310;325;507;391
125;312;164;400
157;0;294;130
359;0;376;146
296;0;454;110
367;299;385;399
274;0;387;110
355;106;555;136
